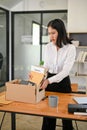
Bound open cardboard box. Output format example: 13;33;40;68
5;66;47;104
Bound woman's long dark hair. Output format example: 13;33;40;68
47;19;72;48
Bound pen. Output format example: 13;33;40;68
42;96;48;101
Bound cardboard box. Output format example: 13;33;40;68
6;66;47;104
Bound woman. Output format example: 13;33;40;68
41;19;76;130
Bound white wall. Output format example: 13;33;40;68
26;0;68;11
68;0;87;32
11;1;24;11
11;0;87;32
0;4;9;10
11;0;68;11
2;0;87;33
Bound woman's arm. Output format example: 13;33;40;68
48;45;76;84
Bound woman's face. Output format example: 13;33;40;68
48;26;58;45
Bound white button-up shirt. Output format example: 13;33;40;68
44;42;76;84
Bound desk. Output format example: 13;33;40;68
71;83;78;92
0;92;87;130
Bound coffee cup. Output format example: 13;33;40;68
48;95;58;107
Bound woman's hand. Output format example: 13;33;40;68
40;79;49;89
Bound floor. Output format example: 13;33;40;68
0;86;87;130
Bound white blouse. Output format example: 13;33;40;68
44;42;76;84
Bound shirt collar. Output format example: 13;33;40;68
50;42;65;49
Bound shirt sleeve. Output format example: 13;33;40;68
48;45;76;84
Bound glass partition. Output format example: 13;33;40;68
13;13;41;80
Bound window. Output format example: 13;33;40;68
32;21;40;45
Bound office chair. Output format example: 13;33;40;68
0;52;3;80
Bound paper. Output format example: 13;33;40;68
73;97;87;104
0;94;13;105
31;65;46;74
74;112;87;115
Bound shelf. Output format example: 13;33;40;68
75;61;87;63
70;74;87;78
76;46;87;49
68;33;87;46
78;74;87;76
70;43;87;88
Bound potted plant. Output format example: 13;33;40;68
39;60;44;66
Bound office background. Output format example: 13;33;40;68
0;0;87;87
0;1;87;130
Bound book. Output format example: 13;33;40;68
73;97;87;104
74;112;87;115
68;104;87;113
76;51;87;62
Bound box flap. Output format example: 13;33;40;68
29;71;44;86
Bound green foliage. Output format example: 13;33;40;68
40;61;44;66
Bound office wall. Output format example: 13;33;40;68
25;0;68;10
11;0;87;33
11;0;68;11
68;0;87;32
9;0;87;86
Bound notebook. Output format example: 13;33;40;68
73;97;87;104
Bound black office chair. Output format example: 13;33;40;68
0;52;3;80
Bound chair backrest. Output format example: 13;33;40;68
71;83;78;92
0;53;3;69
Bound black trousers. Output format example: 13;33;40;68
41;73;73;130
